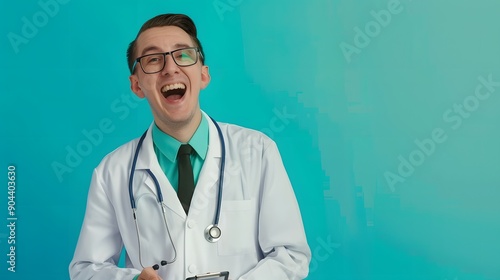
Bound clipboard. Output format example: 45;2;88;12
186;271;229;280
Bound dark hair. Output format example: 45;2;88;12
126;14;205;74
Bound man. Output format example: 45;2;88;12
69;13;311;280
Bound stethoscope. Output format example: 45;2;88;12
128;116;226;269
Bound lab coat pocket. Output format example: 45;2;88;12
217;199;258;256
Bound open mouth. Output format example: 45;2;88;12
161;83;187;101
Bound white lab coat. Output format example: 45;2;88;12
69;113;311;280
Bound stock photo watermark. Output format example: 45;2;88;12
7;0;71;54
51;93;143;183
6;165;17;273
260;106;296;139
51;98;293;183
384;74;500;191
309;235;340;274
213;0;244;21
279;235;339;280
339;0;407;63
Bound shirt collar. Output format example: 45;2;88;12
188;114;209;160
152;115;209;162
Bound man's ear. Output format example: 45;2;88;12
129;74;145;98
200;65;211;90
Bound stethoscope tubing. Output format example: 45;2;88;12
128;116;226;267
210;116;225;226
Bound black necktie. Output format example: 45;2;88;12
177;144;195;214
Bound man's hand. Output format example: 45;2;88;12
137;267;163;280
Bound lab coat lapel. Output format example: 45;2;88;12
135;124;186;219
193;113;222;212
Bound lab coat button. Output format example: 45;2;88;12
187;219;196;228
188;264;197;273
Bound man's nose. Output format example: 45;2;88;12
161;54;179;75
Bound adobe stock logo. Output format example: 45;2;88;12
7;0;70;54
339;0;406;63
309;235;340;274
52;93;143;183
260;106;296;139
213;0;244;21
384;74;500;191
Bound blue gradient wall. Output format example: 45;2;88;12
1;0;499;279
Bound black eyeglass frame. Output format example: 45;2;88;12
132;47;202;74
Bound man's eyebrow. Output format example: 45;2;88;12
140;43;194;56
173;43;191;49
140;46;163;56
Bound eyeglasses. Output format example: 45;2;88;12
132;47;201;74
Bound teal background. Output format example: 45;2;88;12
1;0;500;279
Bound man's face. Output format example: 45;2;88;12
129;26;210;133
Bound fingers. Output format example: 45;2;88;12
138;267;162;280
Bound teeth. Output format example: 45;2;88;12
162;83;186;92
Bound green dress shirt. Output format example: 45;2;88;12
152;115;209;192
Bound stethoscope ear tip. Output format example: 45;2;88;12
152;260;168;270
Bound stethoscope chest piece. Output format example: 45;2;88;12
205;224;222;243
